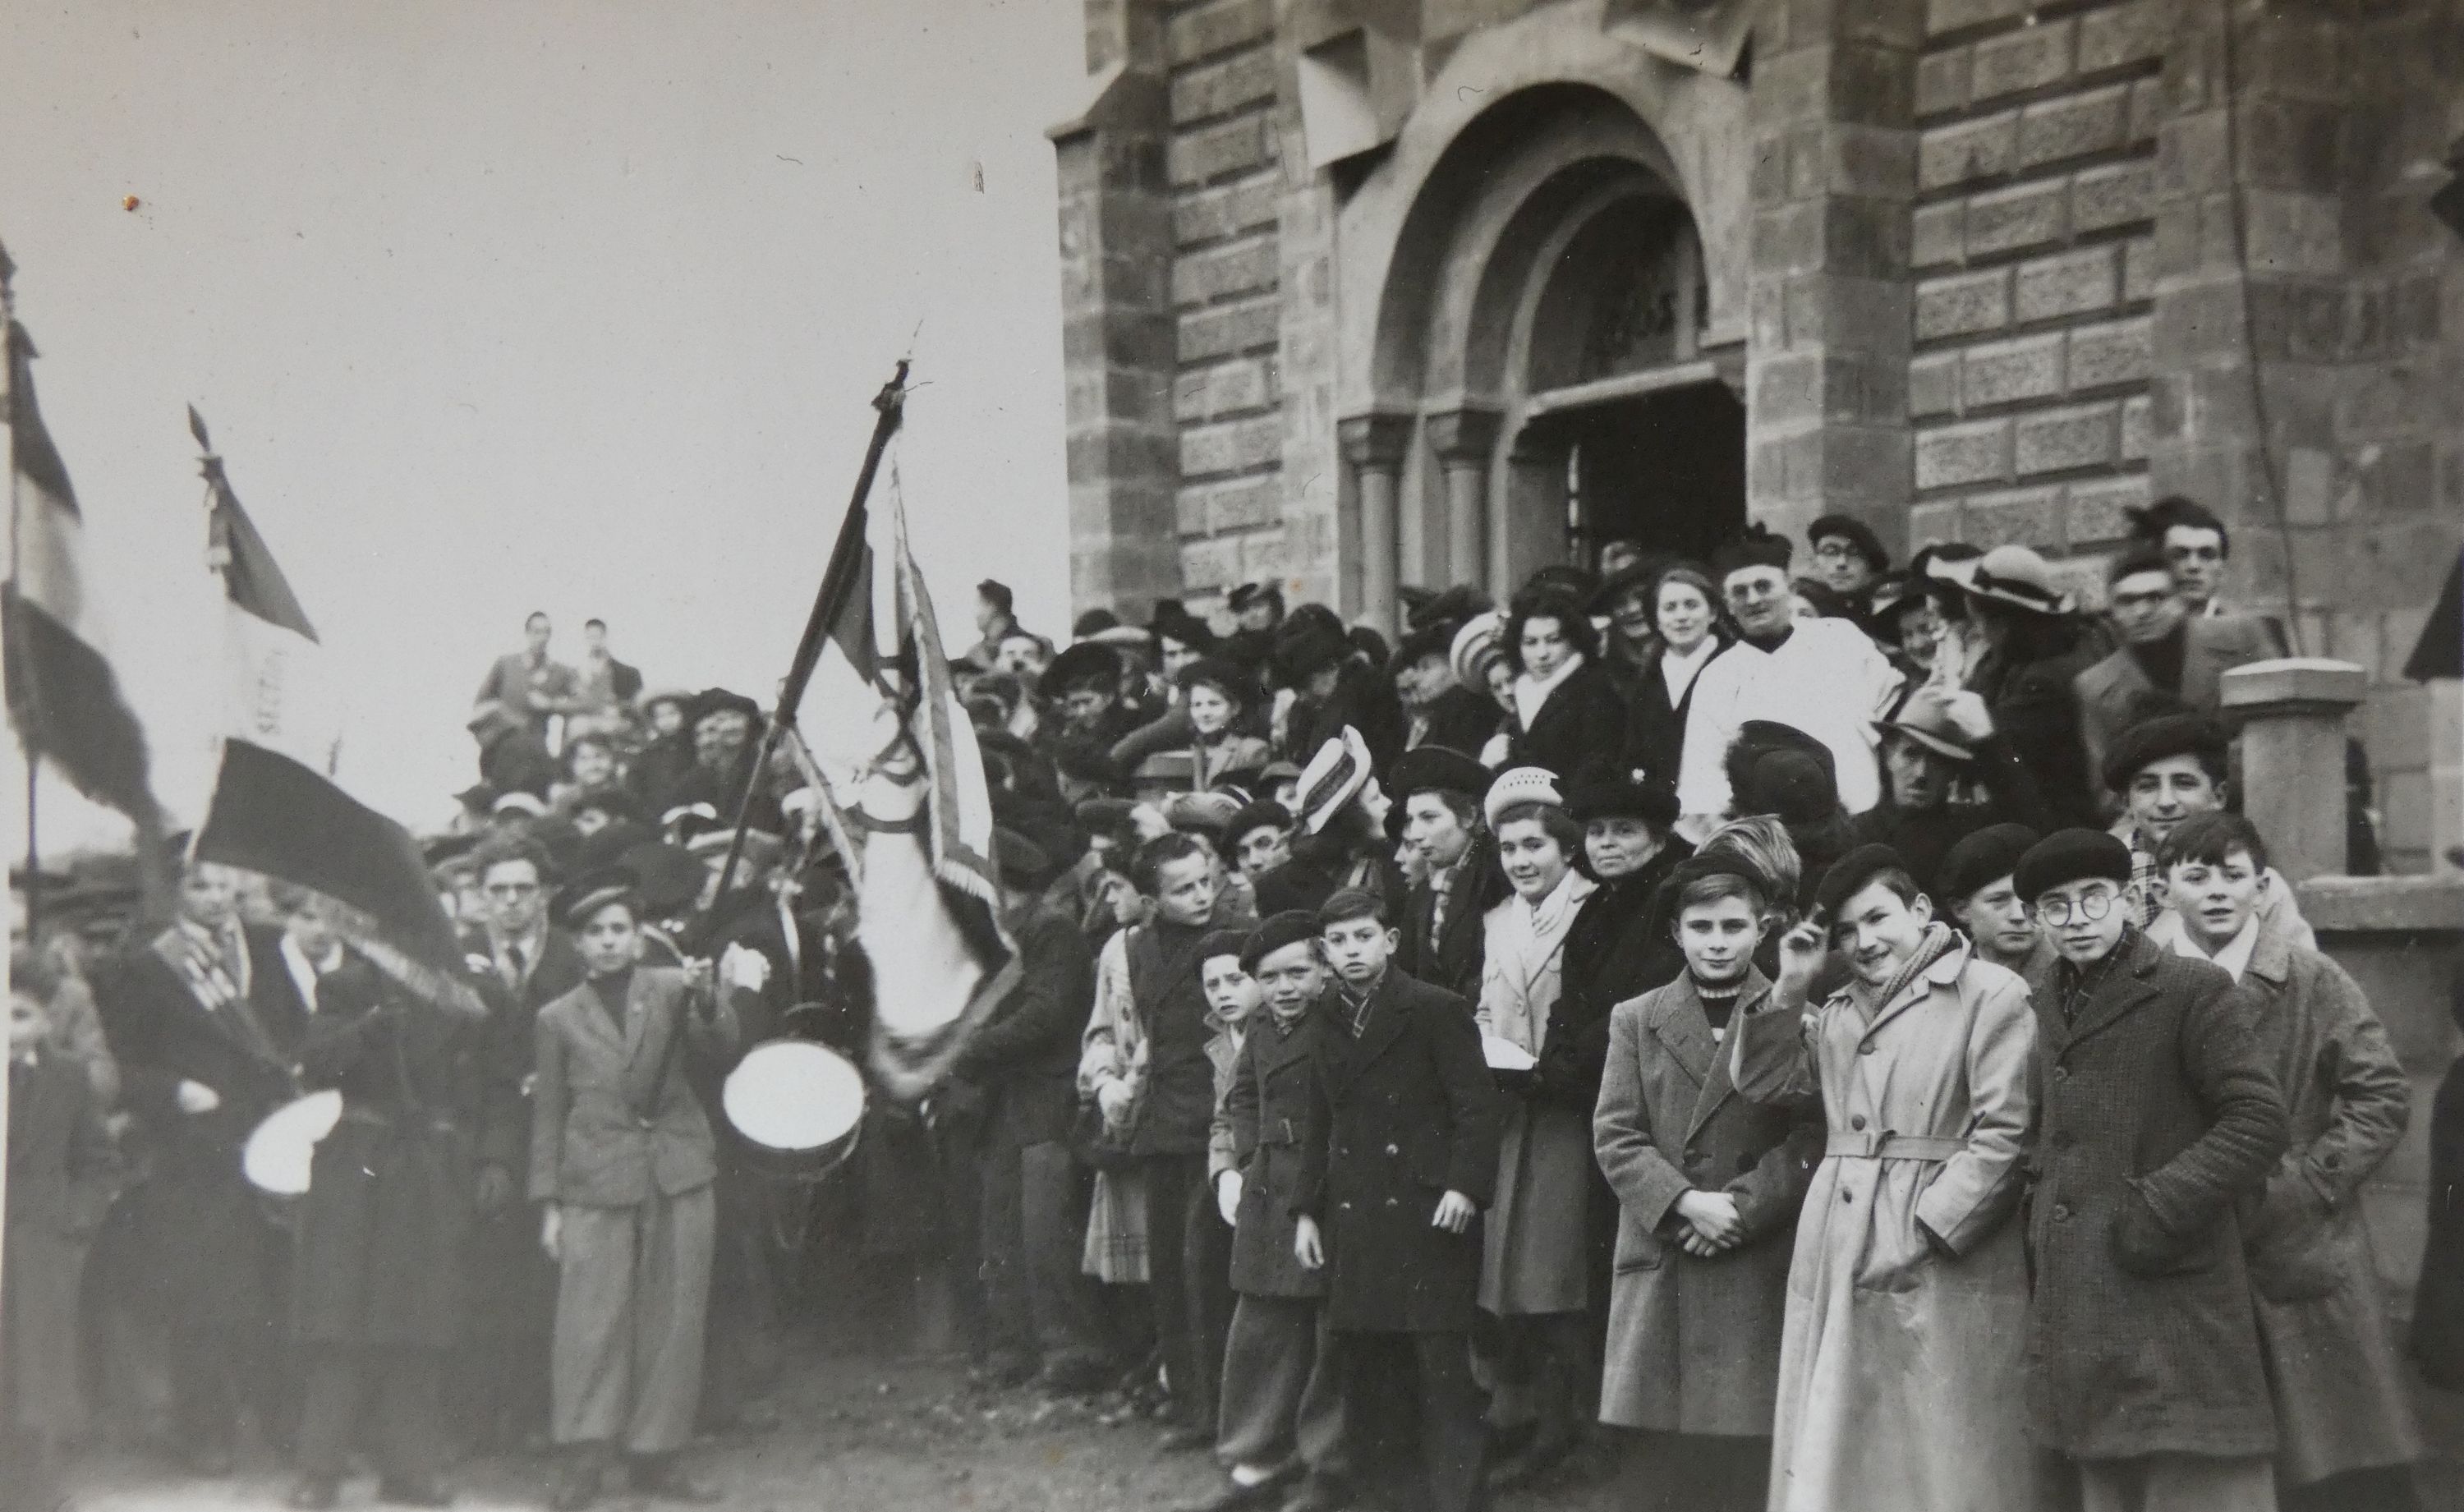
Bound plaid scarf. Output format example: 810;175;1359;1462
1850;921;1959;1021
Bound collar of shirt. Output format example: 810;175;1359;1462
2159;913;2259;982
1335;972;1382;1036
2057;926;2136;1002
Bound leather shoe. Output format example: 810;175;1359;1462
629;1455;720;1504
378;1475;453;1507
1279;1474;1351;1512
1157;1421;1216;1453
286;1477;341;1510
1166;1466;1300;1512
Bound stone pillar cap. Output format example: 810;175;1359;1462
2218;658;2368;711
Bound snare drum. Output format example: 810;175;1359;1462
722;1038;865;1181
243;1089;345;1200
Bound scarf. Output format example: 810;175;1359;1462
1850;921;1958;1020
1511;650;1586;732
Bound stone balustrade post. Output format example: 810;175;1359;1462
2220;658;2368;884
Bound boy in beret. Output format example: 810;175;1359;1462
2151;815;2421;1510
1935;823;2050;976
2103;714;2313;949
1176;917;1347;1512
1295;889;1501;1512
1735;844;2038;1512
2011;828;2287;1512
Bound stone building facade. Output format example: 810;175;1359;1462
1048;0;2464;870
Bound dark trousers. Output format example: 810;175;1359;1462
981;1139;1107;1370
1326;1329;1487;1512
1139;1152;1211;1422
296;1345;448;1484
170;1323;287;1454
1618;1428;1770;1512
1483;1309;1595;1449
699;1167;783;1429
1217;1294;1344;1474
457;1210;553;1450
1184;1171;1236;1429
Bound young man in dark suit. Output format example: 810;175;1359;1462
1295;889;1503;1512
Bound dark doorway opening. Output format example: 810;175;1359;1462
1547;381;1745;571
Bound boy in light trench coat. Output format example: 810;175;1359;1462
1593;853;1821;1511
2016;829;2288;1512
1733;843;2039;1512
2152;814;2422;1511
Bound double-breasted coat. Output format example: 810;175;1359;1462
102;923;305;1334
2232;931;2421;1484
289;954;504;1350
2020;930;2288;1462
1297;971;1502;1334
1591;970;1820;1435
1731;932;2039;1512
1225;1007;1331;1298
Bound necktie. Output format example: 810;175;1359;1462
506;942;529;990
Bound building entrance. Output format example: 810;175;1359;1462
1547;381;1745;570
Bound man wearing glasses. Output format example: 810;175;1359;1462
457;836;586;1455
2013;829;2288;1512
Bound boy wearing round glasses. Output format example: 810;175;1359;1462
2013;829;2287;1512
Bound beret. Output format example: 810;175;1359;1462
1043;641;1122;695
1807;512;1889;570
1812;843;1911;921
2013;828;2133;903
1647;850;1777;935
1483;765;1565;830
1406;583;1495;635
1273;609;1354;682
1712;522;1794;581
1071;609;1121;638
993;827;1053;889
1387;620;1455;673
1725;720;1838;826
1159;790;1243;834
1563;762;1679;830
1073;797;1139;834
1521;563;1600;600
1391;744;1492;804
1936;823;2041;905
551;865;641;931
1224;800;1294;847
1240;911;1324;972
620;842;703;918
1197;927;1253;968
2102;712;2227;794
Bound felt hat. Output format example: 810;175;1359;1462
1483;765;1565;830
1294;727;1375;834
1937;823;2042;905
551;865;641;931
1224;800;1294;849
1388;620;1457;674
1406;583;1494;634
636;686;694;716
1933;544;2075;616
977;578;1014;613
1812;843;1910;921
1712;523;1795;581
2013;828;2133;902
1522;563;1601;601
689;687;764;730
1807;513;1890;572
1274;607;1354;682
993;827;1053;890
620;842;704;919
1564;761;1680;830
1448;611;1506;692
1150;600;1217;652
2102;713;2227;795
1723;721;1839;826
1043;641;1123;696
455;781;502;812
1873;686;1979;762
1239;911;1323;972
422;831;483;870
1587;559;1665;618
1391;745;1492;806
490;790;548;820
1227;581;1284;614
1865;573;1927;634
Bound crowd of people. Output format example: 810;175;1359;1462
0;491;2443;1512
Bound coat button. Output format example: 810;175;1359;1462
1339;1202;1351;1211
1857;1042;1876;1055
1850;1114;1867;1131
1385;1197;1398;1207
1840;1190;1853;1205
2052;1067;2068;1082
1385;1143;1399;1156
2053;1203;2071;1222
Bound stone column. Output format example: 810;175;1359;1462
2220;658;2366;883
1499;424;1570;603
1338;412;1412;635
1424;407;1500;591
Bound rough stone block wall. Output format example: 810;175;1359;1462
1905;0;2166;592
1165;0;1286;608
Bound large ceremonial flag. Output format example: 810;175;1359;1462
195;407;340;773
2;260;163;834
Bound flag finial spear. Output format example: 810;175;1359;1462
191;406;232;572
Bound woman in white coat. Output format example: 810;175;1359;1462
1473;767;1600;1487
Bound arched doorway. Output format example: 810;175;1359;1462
1337;84;1747;627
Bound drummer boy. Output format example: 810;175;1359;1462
528;866;765;1510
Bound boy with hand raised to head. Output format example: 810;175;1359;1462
2013;828;2288;1512
1591;854;1820;1511
2153;815;2422;1510
1732;843;2038;1512
1293;889;1502;1512
1175;916;1349;1512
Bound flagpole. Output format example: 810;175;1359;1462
0;240;30;940
707;360;908;915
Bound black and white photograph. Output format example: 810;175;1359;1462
3;2;2462;1510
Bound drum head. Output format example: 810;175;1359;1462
724;1041;864;1154
243;1090;344;1197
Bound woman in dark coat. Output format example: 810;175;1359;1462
1620;566;1740;800
1502;584;1627;780
1938;546;2109;827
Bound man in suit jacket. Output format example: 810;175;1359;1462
1296;890;1502;1512
475;612;582;745
2075;546;2277;786
97;858;306;1474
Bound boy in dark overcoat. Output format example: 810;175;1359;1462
1294;889;1502;1512
1176;915;1347;1512
2016;829;2288;1512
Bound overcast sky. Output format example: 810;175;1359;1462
2;0;1084;851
